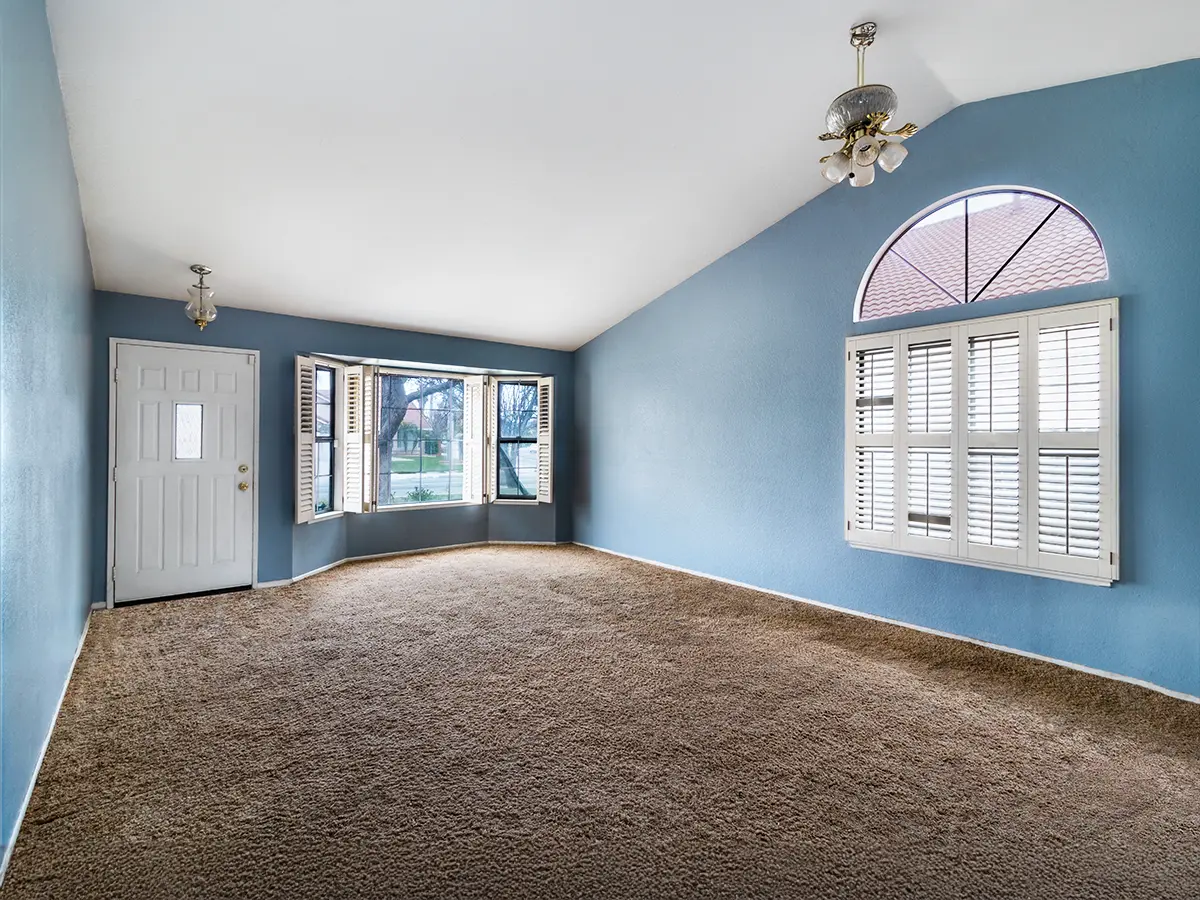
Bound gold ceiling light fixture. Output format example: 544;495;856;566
184;264;218;329
818;22;918;188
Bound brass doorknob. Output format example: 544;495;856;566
238;482;249;492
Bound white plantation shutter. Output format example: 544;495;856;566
907;449;953;539
295;355;316;524
900;330;956;556
342;366;365;513
907;340;952;433
360;366;375;512
1033;309;1115;579
845;298;1118;585
854;448;894;532
462;375;485;504
486;378;499;501
965;329;1023;565
968;333;1020;432
855;348;895;434
845;336;898;548
967;450;1020;549
537;376;554;503
1038;323;1101;432
1037;451;1101;557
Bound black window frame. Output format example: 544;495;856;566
375;371;467;508
495;380;538;501
314;364;335;515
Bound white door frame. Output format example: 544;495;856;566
106;337;262;608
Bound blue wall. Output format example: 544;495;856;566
575;59;1200;698
0;0;94;855
91;293;573;597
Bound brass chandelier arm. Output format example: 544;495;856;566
879;122;919;139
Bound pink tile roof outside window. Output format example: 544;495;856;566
858;192;1107;321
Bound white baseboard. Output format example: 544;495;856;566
252;578;292;590
287;540;571;583
575;542;1200;707
0;613;92;886
487;540;564;546
290;541;509;584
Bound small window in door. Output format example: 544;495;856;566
174;403;204;460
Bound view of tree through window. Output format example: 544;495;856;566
314;365;335;514
376;374;464;505
497;382;538;499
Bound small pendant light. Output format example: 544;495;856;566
184;264;218;330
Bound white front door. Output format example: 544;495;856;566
112;342;256;603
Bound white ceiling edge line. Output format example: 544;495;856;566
51;2;1200;350
319;354;541;375
105;295;577;353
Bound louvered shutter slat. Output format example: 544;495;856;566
968;333;1020;432
360;367;374;512
462;375;485;504
1038;324;1101;432
486;379;499;501
295;356;316;524
855;348;894;434
536;376;554;503
907;448;952;539
1038;451;1101;557
908;341;952;433
342;366;365;513
854;448;895;532
967;450;1020;548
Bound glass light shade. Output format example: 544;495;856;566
824;84;898;135
852;135;881;167
877;140;909;173
821;151;851;184
185;285;217;326
848;162;875;188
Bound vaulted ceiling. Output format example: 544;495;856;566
47;1;1199;349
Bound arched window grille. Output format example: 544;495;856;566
854;188;1107;322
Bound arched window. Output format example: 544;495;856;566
854;188;1107;322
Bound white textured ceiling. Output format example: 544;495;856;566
47;1;1200;349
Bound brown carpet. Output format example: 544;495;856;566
3;546;1199;899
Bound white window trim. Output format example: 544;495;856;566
852;185;1107;323
374;366;478;512
845;297;1119;586
297;362;554;520
490;376;538;504
488;376;554;505
313;358;345;521
372;499;479;513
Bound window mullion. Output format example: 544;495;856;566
897;334;911;545
1018;316;1035;570
952;324;968;556
1101;301;1119;579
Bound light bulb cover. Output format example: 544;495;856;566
877;140;909;173
852;134;881;167
185;283;217;328
848;162;875;188
821;151;851;184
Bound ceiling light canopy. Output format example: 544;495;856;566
819;23;917;188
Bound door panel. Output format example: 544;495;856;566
113;343;256;602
